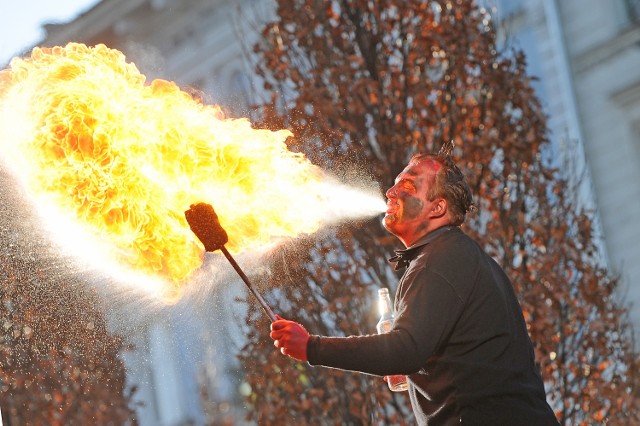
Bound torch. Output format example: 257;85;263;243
184;202;277;322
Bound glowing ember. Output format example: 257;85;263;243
0;43;384;300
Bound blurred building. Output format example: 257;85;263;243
26;0;640;424
489;0;640;336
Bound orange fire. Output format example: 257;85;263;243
0;43;383;301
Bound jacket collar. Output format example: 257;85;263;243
388;225;458;270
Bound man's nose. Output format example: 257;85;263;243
386;185;397;199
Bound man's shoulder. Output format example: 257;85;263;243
424;226;477;254
416;227;482;275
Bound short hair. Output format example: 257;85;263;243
409;142;474;225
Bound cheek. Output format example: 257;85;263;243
401;195;423;219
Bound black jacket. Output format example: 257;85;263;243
307;226;559;425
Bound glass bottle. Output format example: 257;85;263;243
376;288;408;392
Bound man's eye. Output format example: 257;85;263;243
401;182;415;191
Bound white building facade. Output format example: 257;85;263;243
491;0;640;336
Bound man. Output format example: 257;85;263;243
270;148;559;425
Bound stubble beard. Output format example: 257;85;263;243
383;213;398;234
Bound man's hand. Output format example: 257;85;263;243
270;315;309;361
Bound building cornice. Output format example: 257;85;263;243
612;79;640;108
43;0;148;46
573;23;640;74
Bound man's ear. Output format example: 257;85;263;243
430;198;447;218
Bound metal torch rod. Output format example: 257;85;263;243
219;246;277;322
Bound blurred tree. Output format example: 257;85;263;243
0;170;137;425
237;0;639;425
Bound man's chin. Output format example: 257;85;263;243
382;214;396;232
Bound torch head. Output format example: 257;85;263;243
184;202;229;252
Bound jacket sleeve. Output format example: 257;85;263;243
306;266;466;375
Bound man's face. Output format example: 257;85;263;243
383;159;442;246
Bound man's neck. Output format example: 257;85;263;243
403;223;456;248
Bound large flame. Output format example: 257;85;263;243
0;43;383;301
